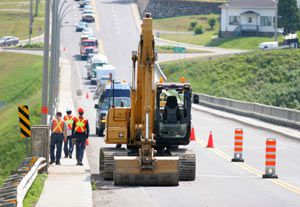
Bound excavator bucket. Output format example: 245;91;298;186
114;156;179;186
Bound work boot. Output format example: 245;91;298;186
79;162;83;166
49;160;55;165
69;154;72;159
56;162;61;165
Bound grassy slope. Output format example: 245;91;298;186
0;1;44;39
154;15;279;49
161;49;300;110
0;52;42;185
23;173;47;207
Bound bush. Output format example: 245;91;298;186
189;21;197;30
208;17;216;30
194;25;204;35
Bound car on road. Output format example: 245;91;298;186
82;10;95;22
259;42;278;50
83;4;93;10
0;36;19;47
75;21;88;32
79;0;90;8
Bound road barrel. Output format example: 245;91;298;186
263;138;278;178
231;128;244;162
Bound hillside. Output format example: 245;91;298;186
0;52;42;185
161;49;300;110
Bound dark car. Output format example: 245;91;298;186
75;21;88;32
0;36;19;47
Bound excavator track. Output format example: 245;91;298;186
169;149;196;181
99;147;127;180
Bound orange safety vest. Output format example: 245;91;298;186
52;118;65;133
64;115;74;130
75;117;87;133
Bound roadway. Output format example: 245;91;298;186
59;0;300;206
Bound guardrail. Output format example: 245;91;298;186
193;93;300;130
155;63;167;81
0;157;46;207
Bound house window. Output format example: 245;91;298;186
261;16;272;26
229;16;240;25
248;17;252;23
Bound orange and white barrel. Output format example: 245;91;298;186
231;128;244;162
262;138;278;179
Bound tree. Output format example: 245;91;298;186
189;21;197;30
194;25;203;35
278;0;300;34
208;17;216;30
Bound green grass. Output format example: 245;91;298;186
155;45;210;53
154;15;283;49
23;173;47;207
161;49;300;110
0;52;43;185
0;0;45;40
154;14;219;32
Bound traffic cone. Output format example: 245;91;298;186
190;126;196;141
86;92;89;99
206;131;214;148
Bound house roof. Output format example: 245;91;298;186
221;0;276;8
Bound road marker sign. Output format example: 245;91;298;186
263;138;278;179
232;128;244;162
18;105;31;138
41;106;48;114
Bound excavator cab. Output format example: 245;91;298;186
155;82;192;146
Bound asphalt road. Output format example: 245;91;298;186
59;0;300;206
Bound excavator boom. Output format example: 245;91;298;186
113;13;179;186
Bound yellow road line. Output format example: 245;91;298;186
196;138;300;195
91;0;104;53
91;0;100;31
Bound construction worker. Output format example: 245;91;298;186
50;112;67;165
72;107;89;166
63;109;75;158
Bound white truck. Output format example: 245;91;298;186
87;54;108;80
91;64;116;85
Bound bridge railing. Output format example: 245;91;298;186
193;93;300;129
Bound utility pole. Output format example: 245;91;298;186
41;0;51;124
35;0;39;17
274;0;278;42
49;0;58;116
29;0;33;44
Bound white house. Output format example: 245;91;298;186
220;0;277;37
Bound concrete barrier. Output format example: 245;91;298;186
193;93;300;129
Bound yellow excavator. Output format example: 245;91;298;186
99;13;196;186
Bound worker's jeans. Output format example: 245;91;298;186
63;136;74;157
50;133;64;163
75;137;86;163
